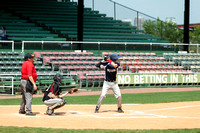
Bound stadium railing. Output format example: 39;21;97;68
20;41;196;54
0;73;78;95
0;77;14;95
0;40;14;52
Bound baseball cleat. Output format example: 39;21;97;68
19;111;26;114
46;107;54;115
94;106;99;113
118;107;124;113
26;112;36;116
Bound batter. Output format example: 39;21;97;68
95;54;124;113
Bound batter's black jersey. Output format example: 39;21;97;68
42;82;61;101
102;62;120;81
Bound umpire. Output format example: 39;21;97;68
19;53;37;116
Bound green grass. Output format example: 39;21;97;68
1;91;200;105
0;126;200;133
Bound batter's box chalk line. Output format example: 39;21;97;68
69;110;169;119
69;111;81;114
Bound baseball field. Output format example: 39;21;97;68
1;88;200;133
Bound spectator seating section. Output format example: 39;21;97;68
34;51;106;87
1;51;199;92
34;51;197;87
0;52;77;93
0;10;66;41
163;53;200;61
163;53;200;73
0;0;168;43
102;52;192;74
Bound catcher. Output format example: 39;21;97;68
42;73;78;115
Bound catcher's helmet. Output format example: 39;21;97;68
53;73;63;83
110;54;120;61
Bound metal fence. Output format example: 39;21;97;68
21;41;198;54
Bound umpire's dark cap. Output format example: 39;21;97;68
110;54;120;60
24;53;34;61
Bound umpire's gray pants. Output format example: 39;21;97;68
19;79;33;113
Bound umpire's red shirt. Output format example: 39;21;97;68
21;60;37;82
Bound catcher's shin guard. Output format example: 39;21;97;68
48;99;66;110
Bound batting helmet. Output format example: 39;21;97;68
53;73;63;83
110;54;120;61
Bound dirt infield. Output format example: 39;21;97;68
1;101;200;129
1;87;200;129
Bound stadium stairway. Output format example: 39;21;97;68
0;0;168;43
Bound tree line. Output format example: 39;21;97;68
143;18;200;44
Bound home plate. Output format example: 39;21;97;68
69;111;79;114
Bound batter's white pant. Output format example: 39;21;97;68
96;81;122;109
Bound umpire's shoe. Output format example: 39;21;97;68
26;112;36;116
118;107;124;113
19;111;26;114
94;106;99;113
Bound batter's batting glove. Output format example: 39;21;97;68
95;61;102;68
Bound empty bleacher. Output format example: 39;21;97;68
1;50;200;94
164;53;200;72
0;9;66;41
33;51;198;88
163;53;200;73
0;0;167;43
0;52;77;94
34;51;106;87
102;52;193;74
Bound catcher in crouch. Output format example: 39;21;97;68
95;54;124;113
42;73;78;115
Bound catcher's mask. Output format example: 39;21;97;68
53;73;63;84
110;54;120;62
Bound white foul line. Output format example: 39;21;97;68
143;105;200;112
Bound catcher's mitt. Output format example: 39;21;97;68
68;88;78;94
